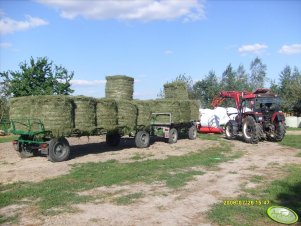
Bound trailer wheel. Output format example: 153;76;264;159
135;131;150;148
168;128;178;144
188;126;197;140
242;116;259;144
106;133;120;146
48;137;70;162
225;122;235;140
18;144;34;158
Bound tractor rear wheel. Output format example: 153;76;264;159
135;131;150;148
242;116;259;144
225;122;235;140
188;126;197;140
48;137;70;162
168;128;178;144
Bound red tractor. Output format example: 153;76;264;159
212;89;286;144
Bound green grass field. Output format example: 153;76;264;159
281;134;301;150
0;135;18;143
0;143;242;218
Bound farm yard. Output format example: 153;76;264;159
1;131;300;225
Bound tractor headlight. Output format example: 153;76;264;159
258;116;263;121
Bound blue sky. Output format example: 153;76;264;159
0;0;300;99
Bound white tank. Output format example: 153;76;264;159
285;116;298;128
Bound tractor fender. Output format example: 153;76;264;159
272;112;285;123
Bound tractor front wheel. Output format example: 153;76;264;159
242;116;259;144
225;122;235;140
48;137;70;162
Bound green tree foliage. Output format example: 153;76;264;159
250;57;267;90
193;70;221;108
221;64;237;91
0;57;74;97
236;64;251;91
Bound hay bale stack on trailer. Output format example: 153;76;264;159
133;100;152;127
115;100;137;134
72;96;97;134
96;98;118;131
189;100;200;121
105;75;134;100
164;81;189;100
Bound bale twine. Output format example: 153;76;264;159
105;75;134;100
189;100;200;121
116;100;137;133
149;100;190;124
10;96;74;137
96;98;118;131
72;96;96;133
164;81;189;100
133;100;152;126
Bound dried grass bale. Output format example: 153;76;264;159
10;96;74;137
105;75;134;100
116;100;137;133
189;100;200;121
149;100;191;124
164;81;189;100
96;98;118;131
72;96;96;133
133;100;151;126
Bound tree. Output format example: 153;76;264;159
236;64;251;91
250;57;267;90
193;70;221;108
0;57;74;97
221;64;237;91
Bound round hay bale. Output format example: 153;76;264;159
105;75;134;100
189;100;200;121
164;81;189;100
133;100;152;126
10;96;74;137
116;100;137;133
72;96;96;134
96;98;118;131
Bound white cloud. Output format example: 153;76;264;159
238;43;268;54
0;42;12;48
164;49;173;55
279;44;301;55
70;79;106;86
36;0;205;22
0;14;48;35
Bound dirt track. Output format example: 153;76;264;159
1;135;301;225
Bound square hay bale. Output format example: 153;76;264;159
105;75;134;100
189;100;200;121
72;96;97;134
116;100;137;133
132;100;152;126
96;98;118;131
164;81;189;100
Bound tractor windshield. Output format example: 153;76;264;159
254;97;280;111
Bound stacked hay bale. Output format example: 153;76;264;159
96;98;118;131
132;100;152;126
189;100;200;121
10;96;74;136
149;100;191;124
72;96;96;134
164;81;189;100
105;75;134;100
115;100;137;133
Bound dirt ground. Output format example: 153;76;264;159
1;134;301;226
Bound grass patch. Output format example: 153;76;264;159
198;133;223;141
249;175;264;184
297;152;301;157
115;192;144;205
286;127;301;131
208;164;301;225
0;214;19;224
0;135;18;143
0;143;242;214
130;153;154;160
281;134;301;149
